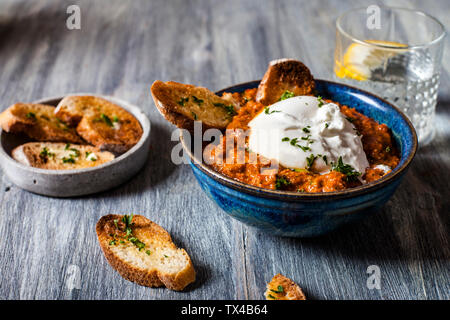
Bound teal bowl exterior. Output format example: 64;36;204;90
185;80;417;237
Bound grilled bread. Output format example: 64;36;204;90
96;214;196;291
151;80;238;131
0;103;83;143
12;142;115;170
256;59;315;105
55;96;143;154
265;274;306;300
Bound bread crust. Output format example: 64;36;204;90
265;273;306;300
151;80;237;131
55;96;143;154
0;103;83;143
96;214;196;291
256;58;315;105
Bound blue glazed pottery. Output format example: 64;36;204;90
182;80;417;237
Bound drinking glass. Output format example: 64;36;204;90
334;7;445;145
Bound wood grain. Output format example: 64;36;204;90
0;0;448;300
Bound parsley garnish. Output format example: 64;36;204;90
385;146;391;153
306;154;317;169
101;113;113;127
325;123;329;129
109;239;117;245
177;97;189;106
331;156;361;181
192;95;203;105
264;107;280;114
279;90;295;101
112;116;119;123
62;157;76;164
317;96;325;107
26;112;36;120
191;111;198;120
275;176;290;190
270;285;284;294
39;147;54;161
282;137;311;152
302;127;310;133
213;103;236;117
146;250;151;255
268;294;277;300
345;116;354;123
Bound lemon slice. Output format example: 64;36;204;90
335;40;407;81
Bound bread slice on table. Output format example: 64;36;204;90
54;96;143;154
0;103;83;143
256;58;315;105
151;80;238;131
96;214;196;291
12;142;115;170
265;273;306;300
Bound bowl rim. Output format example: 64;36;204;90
180;79;418;200
0;93;151;176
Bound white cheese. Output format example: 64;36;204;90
248;96;370;175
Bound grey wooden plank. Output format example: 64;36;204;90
0;0;448;300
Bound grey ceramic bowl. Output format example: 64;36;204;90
0;94;151;197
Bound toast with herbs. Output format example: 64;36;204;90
265;274;306;300
12;142;114;170
55;96;143;154
96;214;196;291
151;80;238;131
256;59;315;105
0;103;83;143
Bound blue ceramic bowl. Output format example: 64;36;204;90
182;80;417;237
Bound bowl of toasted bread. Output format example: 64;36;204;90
150;58;417;237
0;94;150;197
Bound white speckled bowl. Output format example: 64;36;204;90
0;94;151;197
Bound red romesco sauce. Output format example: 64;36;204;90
208;89;400;193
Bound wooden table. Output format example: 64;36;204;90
0;0;448;300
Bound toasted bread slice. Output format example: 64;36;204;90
256;59;315;105
96;214;196;291
265;274;306;300
0;103;83;143
12;142;115;170
151;80;237;131
54;96;143;154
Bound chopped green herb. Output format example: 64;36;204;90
70;148;80;157
279;90;295;101
302;127;310;133
275;176;290;190
109;239;116;245
345;117;354;123
268;294;277;300
62;157;76;164
85;151;91;158
282;137;290;142
40;115;50;121
297;188;305;192
191;111;198;120
39;147;55;161
331;156;361;181
112;116;119;122
322;155;328;165
26;112;36;120
146;250;151;255
306;154;317;169
113;219;119;229
325;123;329;128
283;137;311;152
264;106;280;114
192;95;203;105
101;113;113;127
213;103;237;117
164;255;169;258
177;97;189;106
270;285;284;294
65;143;70;150
317;96;325;107
385;146;391;153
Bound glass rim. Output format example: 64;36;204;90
336;6;446;50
